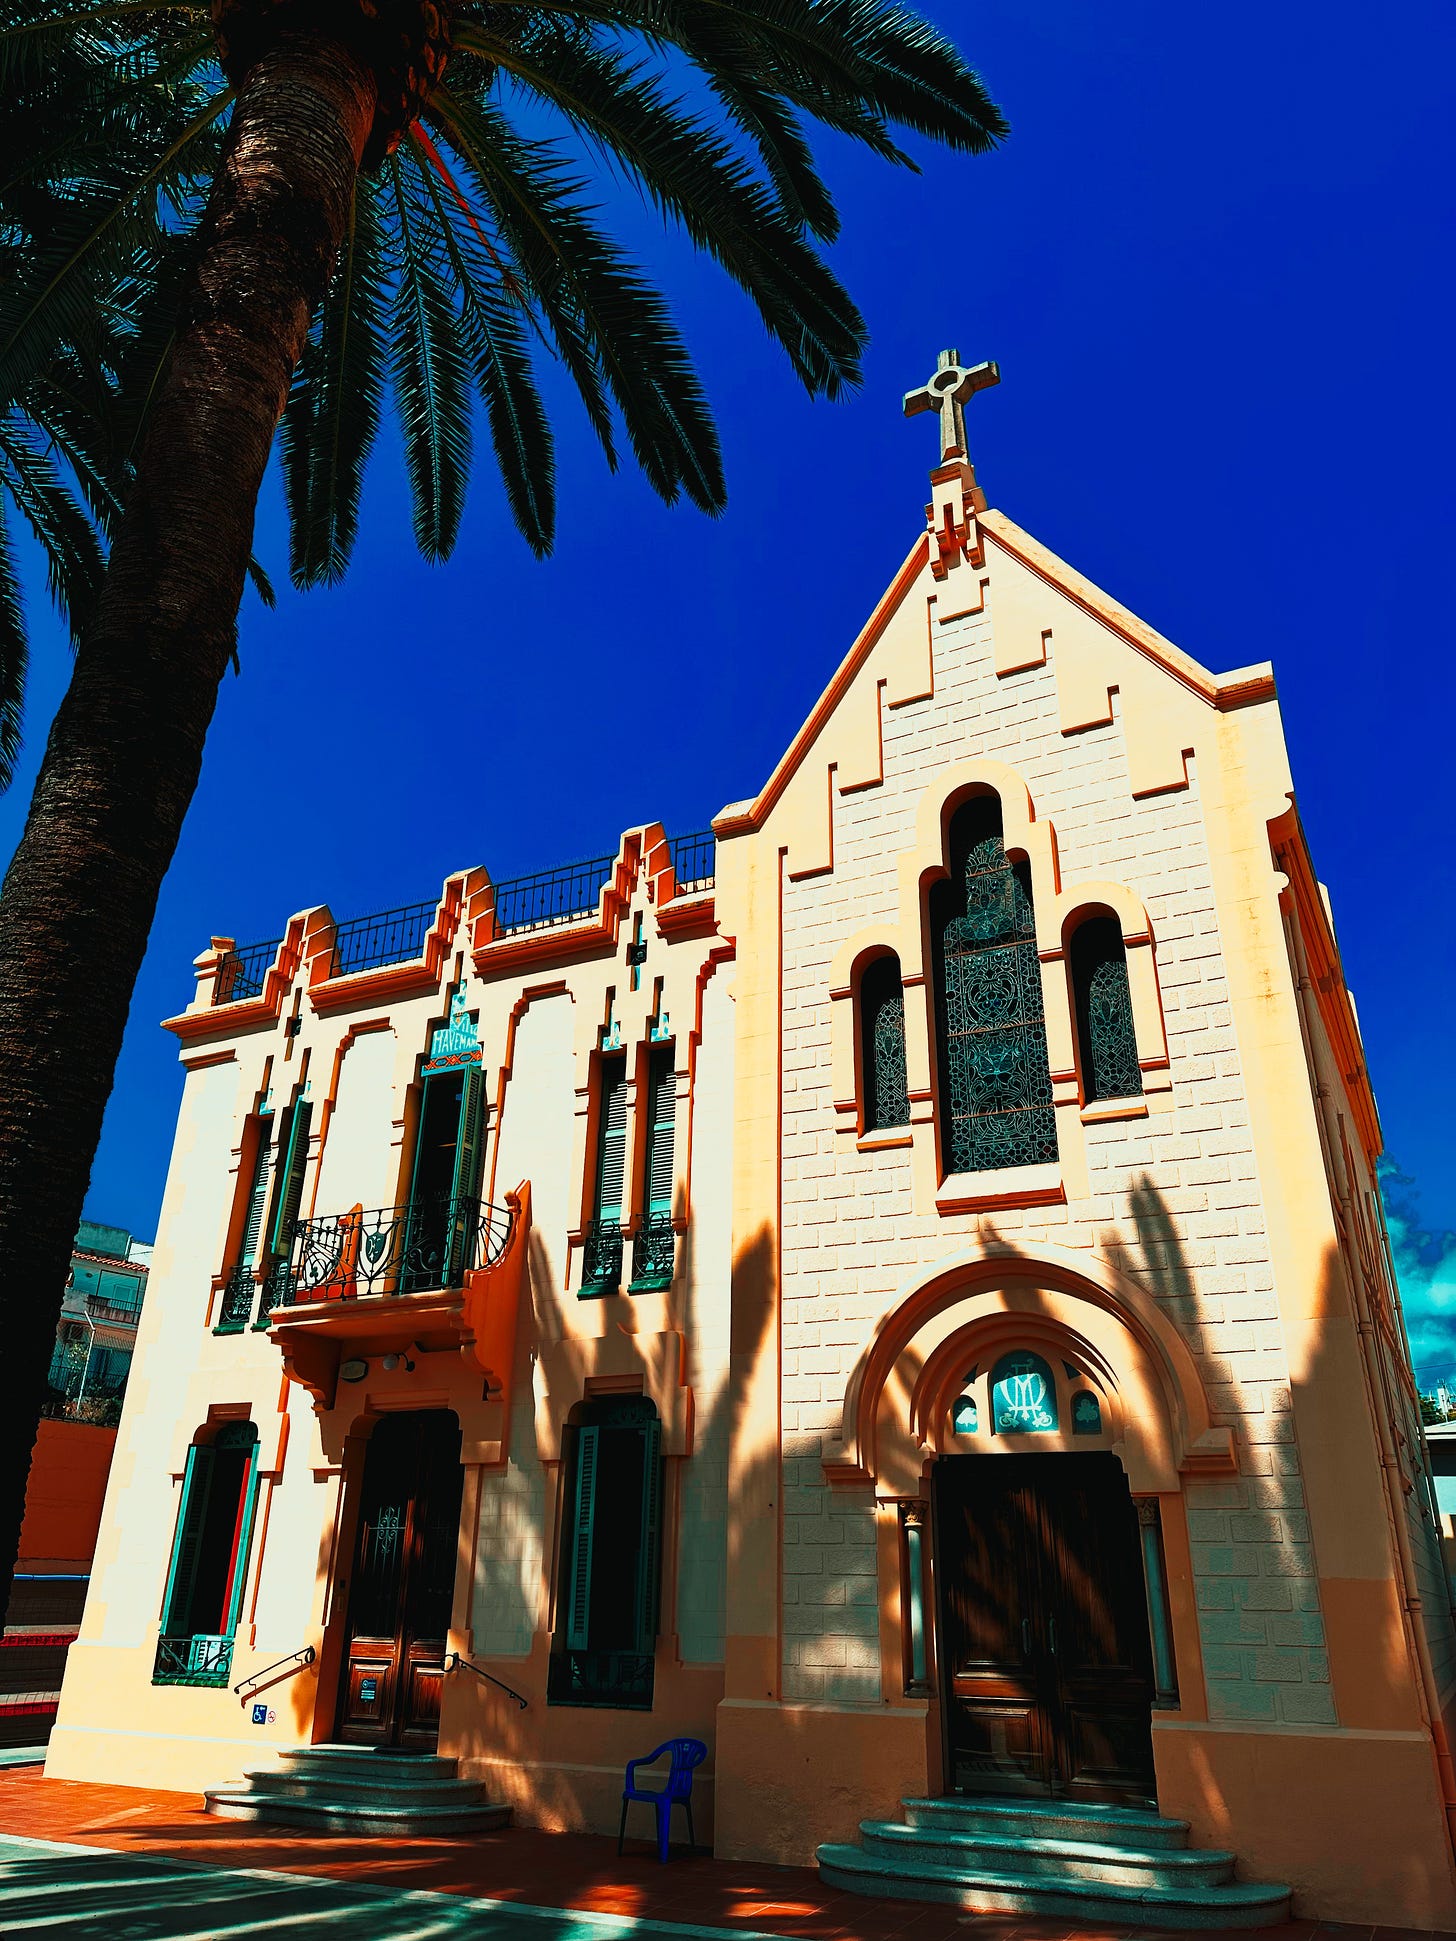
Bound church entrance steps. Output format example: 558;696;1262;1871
204;1744;512;1837
817;1795;1292;1930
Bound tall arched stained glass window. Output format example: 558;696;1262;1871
862;955;909;1132
1070;916;1143;1103
930;796;1057;1174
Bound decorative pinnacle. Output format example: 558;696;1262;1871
903;349;1000;466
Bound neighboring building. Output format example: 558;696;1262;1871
47;357;1456;1926
1;1223;149;1747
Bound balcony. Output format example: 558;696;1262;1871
581;1213;677;1297
547;1647;655;1710
153;1633;232;1688
266;1182;531;1411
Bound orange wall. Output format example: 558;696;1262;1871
18;1421;117;1567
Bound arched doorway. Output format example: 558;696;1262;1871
335;1409;463;1748
935;1449;1156;1805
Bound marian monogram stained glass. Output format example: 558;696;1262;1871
1070;917;1142;1103
991;1352;1059;1433
862;955;909;1131
931;797;1057;1174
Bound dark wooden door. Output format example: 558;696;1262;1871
336;1411;463;1748
934;1452;1156;1806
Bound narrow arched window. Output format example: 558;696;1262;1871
1070;915;1143;1103
930;796;1056;1174
861;955;909;1131
154;1421;260;1687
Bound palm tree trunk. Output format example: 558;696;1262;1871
0;32;376;1622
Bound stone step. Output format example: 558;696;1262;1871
276;1744;461;1780
205;1786;512;1838
859;1819;1235;1888
902;1793;1191;1851
238;1767;489;1808
817;1842;1292;1930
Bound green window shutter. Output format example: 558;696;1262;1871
239;1121;274;1267
566;1425;600;1651
161;1443;215;1636
222;1441;261;1636
268;1101;312;1255
450;1066;485;1203
594;1057;628;1223
633;1417;664;1654
643;1049;676;1217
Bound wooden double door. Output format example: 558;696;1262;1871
336;1410;463;1748
934;1452;1156;1806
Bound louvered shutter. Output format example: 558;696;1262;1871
222;1439;261;1635
450;1066;485;1202
594;1057;628;1223
566;1426;600;1651
644;1049;676;1217
239;1121;274;1267
268;1101;312;1256
161;1443;215;1637
633;1416;664;1654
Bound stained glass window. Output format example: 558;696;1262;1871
931;796;1057;1174
1072;1391;1103;1435
991;1351;1059;1433
862;955;909;1131
1070;916;1143;1103
952;1393;978;1434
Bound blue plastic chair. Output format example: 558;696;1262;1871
617;1737;708;1862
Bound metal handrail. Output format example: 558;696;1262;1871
233;1643;316;1697
445;1651;528;1710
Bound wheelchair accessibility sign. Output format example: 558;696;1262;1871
250;1704;276;1725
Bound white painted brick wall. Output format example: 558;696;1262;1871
775;606;1335;1722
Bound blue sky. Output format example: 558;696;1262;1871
4;1;1453;1350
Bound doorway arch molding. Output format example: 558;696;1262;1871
822;1240;1234;1492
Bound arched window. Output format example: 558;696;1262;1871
951;1393;978;1435
1072;1390;1103;1435
991;1352;1059;1434
1070;915;1143;1103
931;796;1056;1174
154;1421;260;1687
550;1396;663;1709
861;955;909;1132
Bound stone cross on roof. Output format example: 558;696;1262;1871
903;349;1000;465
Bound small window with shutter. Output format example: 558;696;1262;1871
254;1097;311;1324
550;1397;662;1708
582;1055;628;1294
216;1115;274;1333
630;1046;677;1292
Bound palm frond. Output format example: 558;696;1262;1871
0;411;106;641
0;498;26;792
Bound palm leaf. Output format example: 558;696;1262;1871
0;498;26;792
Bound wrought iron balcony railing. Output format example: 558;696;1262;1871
666;829;715;894
581;1219;624;1295
212;937;282;1006
329;899;439;980
547;1647;655;1710
216;1264;257;1332
629;1211;676;1291
152;1633;233;1688
272;1193;514;1308
85;1292;144;1323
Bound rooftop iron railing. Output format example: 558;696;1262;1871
212;936;283;1006
220;830;718;994
330;898;439;980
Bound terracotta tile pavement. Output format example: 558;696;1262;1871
0;1766;1446;1941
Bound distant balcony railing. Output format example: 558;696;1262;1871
329;899;438;980
629;1211;676;1291
153;1633;233;1688
216;1264;257;1332
667;830;715;894
85;1293;143;1323
494;852;618;935
212;937;282;1006
581;1219;624;1295
272;1193;514;1307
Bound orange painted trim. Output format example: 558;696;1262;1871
714;533;930;836
1270;807;1382;1160
979;512;1278;711
308;961;440;1013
